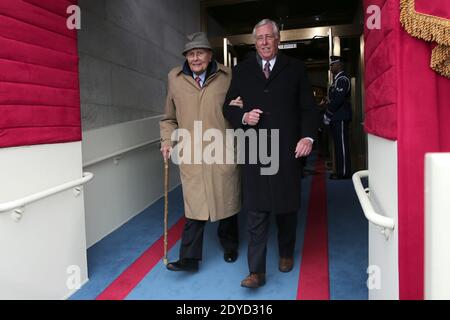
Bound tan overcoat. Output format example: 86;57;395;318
160;62;241;221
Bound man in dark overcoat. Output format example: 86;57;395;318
223;19;319;288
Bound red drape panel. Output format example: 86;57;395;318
415;0;450;19
0;0;81;148
397;3;450;299
365;0;450;299
364;0;399;140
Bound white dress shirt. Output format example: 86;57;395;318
261;56;277;72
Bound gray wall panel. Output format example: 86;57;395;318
79;0;200;130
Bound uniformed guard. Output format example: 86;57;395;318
320;55;352;179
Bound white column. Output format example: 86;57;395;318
425;153;450;299
366;134;399;300
333;36;341;56
0;142;88;299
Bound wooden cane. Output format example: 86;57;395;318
163;159;169;265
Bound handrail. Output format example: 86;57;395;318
83;138;160;167
352;170;395;240
0;172;94;222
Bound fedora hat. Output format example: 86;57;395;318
182;32;212;55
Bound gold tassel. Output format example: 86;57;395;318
400;0;450;45
400;0;450;78
431;45;450;79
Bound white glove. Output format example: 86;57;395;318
323;114;331;125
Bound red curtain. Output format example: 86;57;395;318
415;0;450;19
0;0;81;148
364;0;398;140
364;0;450;299
398;5;450;298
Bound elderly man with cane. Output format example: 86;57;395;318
160;32;241;272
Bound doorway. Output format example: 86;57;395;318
201;0;365;171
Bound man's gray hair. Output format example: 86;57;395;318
252;19;280;39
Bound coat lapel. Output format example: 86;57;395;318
250;55;267;82
267;53;289;84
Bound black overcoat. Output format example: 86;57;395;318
223;52;318;213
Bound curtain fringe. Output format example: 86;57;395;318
400;0;450;78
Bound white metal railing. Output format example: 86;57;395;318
0;172;94;222
352;170;395;240
83;138;160;167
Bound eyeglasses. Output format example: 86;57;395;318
186;50;208;59
256;34;276;43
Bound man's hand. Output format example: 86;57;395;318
229;96;243;108
295;138;313;158
243;109;263;126
160;145;172;161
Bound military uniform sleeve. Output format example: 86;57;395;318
223;67;248;129
159;76;178;148
326;77;349;116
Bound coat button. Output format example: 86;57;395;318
264;89;269;93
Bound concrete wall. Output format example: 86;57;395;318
207;14;226;38
82;116;180;248
78;0;201;130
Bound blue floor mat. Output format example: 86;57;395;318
71;159;368;300
327;178;368;300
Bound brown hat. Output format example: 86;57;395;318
182;32;212;55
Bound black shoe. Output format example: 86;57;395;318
166;258;198;272
224;249;238;263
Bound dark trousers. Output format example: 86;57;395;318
179;215;238;260
247;210;297;273
330;120;351;177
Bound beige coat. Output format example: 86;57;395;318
160;62;241;222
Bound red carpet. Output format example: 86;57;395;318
297;157;330;300
96;217;185;300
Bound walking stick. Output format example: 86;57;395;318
163;158;169;265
